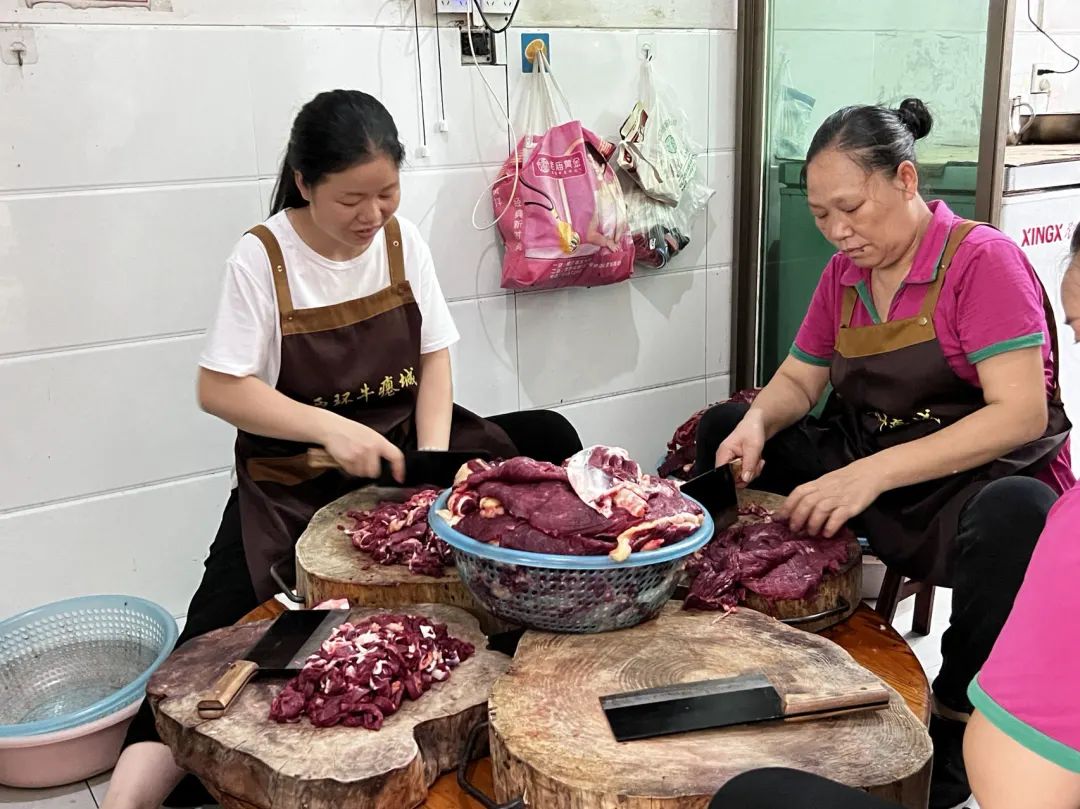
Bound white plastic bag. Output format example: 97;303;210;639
771;49;815;160
616;59;703;205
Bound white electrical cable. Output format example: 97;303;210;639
466;12;521;231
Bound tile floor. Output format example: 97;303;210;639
1;593;957;809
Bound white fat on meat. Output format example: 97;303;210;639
566;445;648;517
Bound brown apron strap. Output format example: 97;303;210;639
384;217;406;286
920;220;982;318
840;286;858;328
246;225;296;318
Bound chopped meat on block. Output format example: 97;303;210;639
268;613;474;729
684;506;851;611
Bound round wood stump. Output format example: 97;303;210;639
150;604;510;809
295;486;513;634
737;490;862;632
488;603;931;809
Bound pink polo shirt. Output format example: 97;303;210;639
969;483;1080;773
792;199;1074;494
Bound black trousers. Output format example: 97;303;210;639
123;409;582;807
695;401;1057;714
709;768;901;809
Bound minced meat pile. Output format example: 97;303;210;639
268;613;474;729
439;446;703;562
340;489;451;577
658;388;761;480
684;504;852;611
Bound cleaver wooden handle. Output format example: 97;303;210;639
306;448;341;469
197;660;259;719
781;683;891;722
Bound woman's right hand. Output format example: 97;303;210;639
319;417;406;483
714;410;767;487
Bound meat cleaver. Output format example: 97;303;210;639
197;609;347;719
679;463;740;531
305;448;491;487
600;672;891;742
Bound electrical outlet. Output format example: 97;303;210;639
478;0;516;12
461;28;496;65
1031;62;1052;94
435;0;469;13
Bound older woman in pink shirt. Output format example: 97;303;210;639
696;98;1073;808
707;224;1080;809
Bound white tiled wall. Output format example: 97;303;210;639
0;2;736;621
1011;0;1080;113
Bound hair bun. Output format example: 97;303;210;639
897;98;933;140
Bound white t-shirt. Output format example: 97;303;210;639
200;212;459;386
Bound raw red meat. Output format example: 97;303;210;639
684;506;851;611
440;447;703;562
340;489;451;577
658;389;761;480
268;613;474;729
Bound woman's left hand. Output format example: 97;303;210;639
777;460;886;537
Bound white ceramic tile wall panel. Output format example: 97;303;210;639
554;379;707;471
0;26;256;192
0;0;403;25
247;26;510;177
1044;0;1080;31
0;472;229;619
706;374;732;404
398;164;507;300
0;337;233;511
709;31;738;151
771;31;877;136
515;268;707;409
705;150;735;268
247;27;418;179
774;0;988;33
0;183;262;357
447;295;519;416
413;26;514;167
505;29;712;148
705;265;733;378
1010;32;1080;113
514;0;735;29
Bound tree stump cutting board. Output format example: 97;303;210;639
736;490;862;633
150;604;510;809
489;603;931;809
295;486;513;635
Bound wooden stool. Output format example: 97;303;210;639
876;568;936;636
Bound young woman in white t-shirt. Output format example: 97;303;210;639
103;89;582;809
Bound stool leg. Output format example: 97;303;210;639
912;586;935;636
875;568;903;624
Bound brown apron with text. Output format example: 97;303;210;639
234;218;517;601
814;220;1070;586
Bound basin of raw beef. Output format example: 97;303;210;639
440;446;704;562
268;613;474;729
684;504;852;611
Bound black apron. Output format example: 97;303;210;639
234;217;517;601
813;220;1070;586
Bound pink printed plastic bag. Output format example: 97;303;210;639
492;53;634;291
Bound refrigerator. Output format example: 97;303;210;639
998;145;1080;473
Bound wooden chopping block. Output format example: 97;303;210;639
295;486;514;635
735;489;863;632
150;604;510;809
488;603;931;809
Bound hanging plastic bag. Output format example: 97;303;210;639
771;49;815;160
624;183;690;269
616;58;707;206
491;52;634;291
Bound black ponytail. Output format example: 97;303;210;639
269;89;406;216
1072;221;1080;259
805;97;933;177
